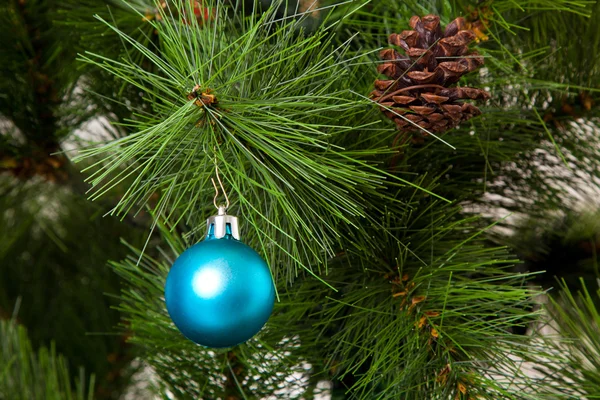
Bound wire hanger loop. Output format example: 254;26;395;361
211;154;229;212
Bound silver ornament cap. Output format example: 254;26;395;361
206;206;240;240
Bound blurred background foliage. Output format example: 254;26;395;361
0;318;95;400
0;179;145;399
1;0;146;397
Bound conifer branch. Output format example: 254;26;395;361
74;0;441;278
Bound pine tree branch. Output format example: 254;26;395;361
0;319;95;400
73;0;443;280
535;279;600;399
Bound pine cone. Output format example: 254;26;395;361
371;15;490;136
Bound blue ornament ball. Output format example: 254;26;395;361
165;235;275;348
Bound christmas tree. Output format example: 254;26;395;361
2;0;600;398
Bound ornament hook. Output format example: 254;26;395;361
211;162;230;212
207;150;239;240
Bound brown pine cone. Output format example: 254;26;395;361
371;15;490;136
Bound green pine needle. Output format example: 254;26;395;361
73;0;444;281
0;319;95;400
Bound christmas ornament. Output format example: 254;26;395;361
165;171;275;348
371;15;490;136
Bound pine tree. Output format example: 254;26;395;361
2;0;600;399
0;319;95;400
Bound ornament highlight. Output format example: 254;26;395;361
165;206;275;348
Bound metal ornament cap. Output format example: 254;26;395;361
206;206;240;240
164;209;275;348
